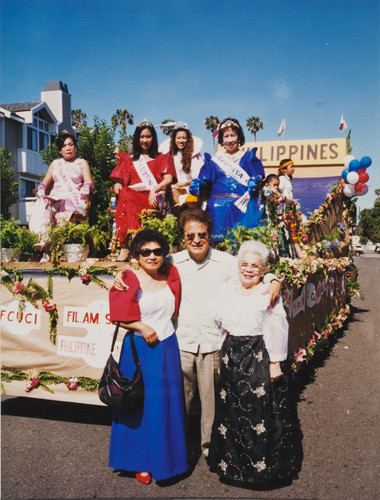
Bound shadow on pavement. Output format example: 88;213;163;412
1;396;112;425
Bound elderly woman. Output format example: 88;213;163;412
29;130;93;262
108;229;188;484
110;121;176;261
190;118;264;241
160;123;203;212
208;240;302;487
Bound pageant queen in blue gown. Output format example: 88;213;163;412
190;118;265;241
108;229;188;484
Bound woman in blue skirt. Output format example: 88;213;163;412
108;229;188;484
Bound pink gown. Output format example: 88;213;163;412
29;158;89;235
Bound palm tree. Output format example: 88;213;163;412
111;109;134;135
246;116;264;141
71;109;88;131
159;119;176;136
204;116;220;150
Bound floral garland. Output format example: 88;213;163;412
305;179;345;227
1;264;115;344
292;304;350;370
1;366;99;394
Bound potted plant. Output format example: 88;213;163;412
48;221;110;264
1;216;38;262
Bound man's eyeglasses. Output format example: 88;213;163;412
184;232;208;241
139;248;164;257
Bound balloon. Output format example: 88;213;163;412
346;171;359;185
349;159;361;171
341;168;350;180
358;171;369;183
360;184;369;195
355;183;364;192
344;155;355;168
343;183;356;197
360;156;372;168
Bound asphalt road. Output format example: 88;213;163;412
2;254;379;500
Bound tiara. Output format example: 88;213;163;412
174;121;189;130
220;119;239;130
138;120;153;128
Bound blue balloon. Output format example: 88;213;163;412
341;168;350;180
349;159;361;172
360;156;372;168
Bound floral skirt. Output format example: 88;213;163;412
208;335;302;486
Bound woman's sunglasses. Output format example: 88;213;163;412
139;248;164;257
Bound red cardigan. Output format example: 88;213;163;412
109;263;181;323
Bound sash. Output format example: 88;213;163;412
212;153;251;213
132;156;164;210
55;160;85;214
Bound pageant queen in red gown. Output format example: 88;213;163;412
110;121;176;261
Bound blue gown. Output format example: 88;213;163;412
199;149;265;240
109;332;188;481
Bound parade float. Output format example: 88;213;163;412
0;153;370;405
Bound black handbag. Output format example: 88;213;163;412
98;322;144;412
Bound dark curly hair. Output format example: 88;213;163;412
170;128;194;174
130;229;170;259
177;208;214;236
132;123;159;161
218;118;245;147
55;131;77;151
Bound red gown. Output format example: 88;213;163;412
110;152;176;245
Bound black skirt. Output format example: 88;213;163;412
209;334;302;486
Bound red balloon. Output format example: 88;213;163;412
355;183;364;192
358;168;366;174
358;172;369;183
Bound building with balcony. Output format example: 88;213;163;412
0;81;75;224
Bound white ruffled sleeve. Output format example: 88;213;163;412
262;296;289;361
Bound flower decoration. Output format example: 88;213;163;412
67;376;78;391
12;282;23;294
41;299;57;311
24;369;40;392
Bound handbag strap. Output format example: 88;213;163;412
110;322;141;368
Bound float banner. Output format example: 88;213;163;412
241;138;347;168
1;269;347;404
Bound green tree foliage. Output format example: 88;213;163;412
159;119;176;136
76;118;117;230
1;147;19;218
246;116;264;141
71;109;88;131
358;194;380;243
40;142;60;169
204;116;220;151
111;109;134;135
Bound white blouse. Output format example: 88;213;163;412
134;286;175;341
215;282;289;361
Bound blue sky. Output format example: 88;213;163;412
1;0;379;210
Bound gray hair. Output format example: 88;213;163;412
237;240;270;267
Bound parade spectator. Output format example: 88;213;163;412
110;121;176;261
108;229;188;484
113;208;281;459
189;118;264;241
160;122;203;213
208;240;302;487
29;130;93;263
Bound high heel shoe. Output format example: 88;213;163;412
136;472;151;485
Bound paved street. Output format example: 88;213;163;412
2;254;379;500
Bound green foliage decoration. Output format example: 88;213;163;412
1;147;19;218
0;216;39;258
